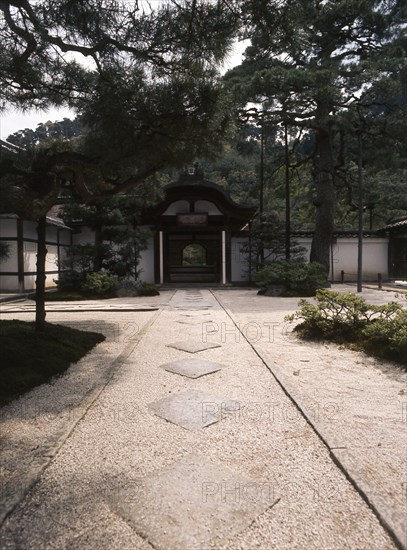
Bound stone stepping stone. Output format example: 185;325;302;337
172;306;211;310
148;388;239;431
176;319;213;325
160;358;225;379
111;454;278;550
180;312;211;317
166;341;221;353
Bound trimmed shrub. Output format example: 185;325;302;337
81;271;118;295
255;259;327;296
116;280;160;297
56;271;84;292
286;290;406;366
136;283;160;296
362;310;407;363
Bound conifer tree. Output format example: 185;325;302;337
227;0;406;271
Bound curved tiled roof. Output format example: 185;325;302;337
384;216;407;230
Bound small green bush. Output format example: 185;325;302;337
56;271;84;292
362;310;407;363
286;290;406;366
116;280;160;297
255;259;327;296
81;271;118;295
137;283;160;296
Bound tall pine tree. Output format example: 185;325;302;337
227;0;406;272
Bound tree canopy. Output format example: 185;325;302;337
1;1;239;217
225;0;407;271
0;0;238;328
0;0;237;109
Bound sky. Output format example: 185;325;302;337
0;41;247;141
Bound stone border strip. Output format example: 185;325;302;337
0;306;158;313
0;308;163;528
210;290;405;550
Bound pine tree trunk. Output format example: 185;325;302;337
35;215;47;331
310;114;335;275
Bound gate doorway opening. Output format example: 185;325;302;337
182;243;207;266
166;233;220;283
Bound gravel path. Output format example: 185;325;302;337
212;286;407;549
0;288;404;549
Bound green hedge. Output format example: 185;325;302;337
255;259;327;296
81;271;118;295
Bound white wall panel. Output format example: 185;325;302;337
23;241;37;272
23;221;38;239
162;200;190;215
231;237;249;282
194;200;222;215
138;236;155;283
0;275;19;291
0;218;17;236
331;238;388;281
0;241;18;271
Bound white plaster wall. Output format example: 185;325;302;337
45;245;59;270
0;241;18;271
23;221;38;239
23;241;37;272
194;200;222;215
24;275;36;290
162;200;190;215
231;237;250;282
297;238;312;260
0;275;19;291
138;236;155;283
265;236;388;282
331;238;388;281
0;240;19;291
21;242;60;290
0;218;17;236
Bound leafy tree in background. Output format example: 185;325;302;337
60;190;159;285
7;118;83;148
226;0;406;272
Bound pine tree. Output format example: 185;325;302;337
227;0;406;272
0;1;238;328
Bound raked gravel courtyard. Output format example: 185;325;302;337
0;287;406;549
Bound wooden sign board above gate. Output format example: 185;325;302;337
177;213;208;226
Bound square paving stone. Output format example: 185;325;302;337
166;341;221;353
160;358;225;379
180;312;211;317
111;454;278;550
176;319;213;326
148;388;240;431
